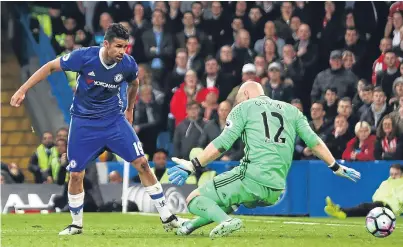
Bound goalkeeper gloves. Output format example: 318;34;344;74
168;157;201;186
329;162;361;182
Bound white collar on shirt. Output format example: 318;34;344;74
99;47;117;70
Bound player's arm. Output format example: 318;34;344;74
168;103;247;185
126;78;139;111
10;58;62;107
295;110;361;182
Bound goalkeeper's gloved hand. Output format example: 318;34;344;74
168;157;199;186
329;162;361;182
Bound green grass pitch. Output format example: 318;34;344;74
1;213;402;247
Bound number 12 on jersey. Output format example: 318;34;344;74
261;112;286;143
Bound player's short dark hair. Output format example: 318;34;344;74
373;86;385;94
104;23;129;42
326;87;338;94
187;100;200;109
390;164;403;172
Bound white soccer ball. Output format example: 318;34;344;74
365;207;396;238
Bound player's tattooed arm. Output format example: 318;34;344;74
127;78;140;110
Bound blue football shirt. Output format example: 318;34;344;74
60;46;138;119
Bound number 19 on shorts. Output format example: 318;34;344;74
133;142;144;156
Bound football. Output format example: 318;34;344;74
365;207;396;238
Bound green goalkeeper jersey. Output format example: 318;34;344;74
212;96;320;189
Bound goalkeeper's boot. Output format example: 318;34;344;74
209;218;243;238
162;215;187;232
58;224;83;235
176;221;198;236
324;196;347;219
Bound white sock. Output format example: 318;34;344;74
145;183;172;221
68;192;84;227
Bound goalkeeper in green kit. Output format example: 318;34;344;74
168;81;361;238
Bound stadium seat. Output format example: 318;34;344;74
198;170;217;187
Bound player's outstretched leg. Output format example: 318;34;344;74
132;157;186;231
182;189;242;238
59;171;85;235
324;196;347;219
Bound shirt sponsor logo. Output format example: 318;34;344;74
93;81;119;89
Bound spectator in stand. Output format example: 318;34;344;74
375;115;403;160
254;21;285;58
337;97;358;134
263;62;293;103
191;2;205;30
218;45;240;80
274;1;294;43
231;17;245;44
134;85;163;156
132;3;152;33
119;22;135;55
385;11;403;47
28;131;56;184
142;10;174;83
376;50;400;99
262;38;280;65
56;127;68;141
281;44;304;95
390;77;403;110
325;115;354;159
227;63;259;104
200;56;235;103
373;38;398;84
255;1;281;23
133;149;170;183
167;1;183;34
1;162;24;184
47;138;68;185
390;97;403;135
232;29;255;65
246;6;265;46
290;15;301;44
92;1;131;32
204;1;232;52
324;87;339;121
198;100;244;161
295;101;332;160
342;50;356;72
186;36;205;78
170;70;204;126
361;87;392;132
342;27;366;78
342;121;376;161
291;98;304;112
109;171;123;184
234;1;248;25
93;12;113;46
165;49;187;94
199;87;219;122
254;55;268;79
173;101;205;159
353;83;374;117
74;29;92;48
393;27;403;61
311;50;357;102
176;11;211;56
294;23;318;73
137;64;164;104
317;1;342;69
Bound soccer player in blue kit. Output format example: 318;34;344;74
10;24;185;235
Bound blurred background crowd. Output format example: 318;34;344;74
2;1;403;185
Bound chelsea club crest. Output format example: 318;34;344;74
114;73;123;82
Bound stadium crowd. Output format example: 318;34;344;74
3;1;403;184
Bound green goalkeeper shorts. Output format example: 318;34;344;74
199;166;283;208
